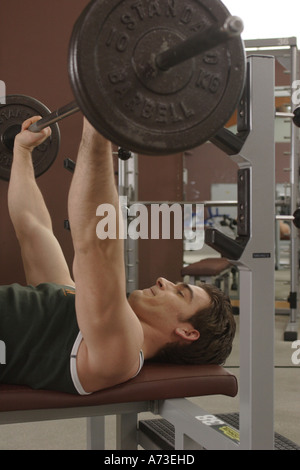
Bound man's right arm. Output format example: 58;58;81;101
68;119;143;388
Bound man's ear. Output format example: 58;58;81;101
175;327;200;343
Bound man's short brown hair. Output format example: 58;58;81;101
151;283;236;366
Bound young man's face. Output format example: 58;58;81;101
128;277;211;335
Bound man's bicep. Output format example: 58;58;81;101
72;248;127;329
73;250;141;365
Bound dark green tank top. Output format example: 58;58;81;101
0;283;80;394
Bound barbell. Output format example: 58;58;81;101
0;0;248;180
0;0;299;182
27;0;246;157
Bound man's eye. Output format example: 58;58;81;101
178;291;184;297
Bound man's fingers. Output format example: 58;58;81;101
21;116;42;132
21;116;52;139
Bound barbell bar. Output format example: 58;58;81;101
28;76;300;138
29;100;80;130
28;14;244;135
155;15;243;71
94;192;300;229
276;107;300;127
23;103;300;136
128;201;300;229
3;0;299;161
276;211;300;229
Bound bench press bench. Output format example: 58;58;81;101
0;362;238;450
181;258;234;293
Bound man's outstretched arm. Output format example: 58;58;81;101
68;119;143;387
8;116;75;287
68;119;119;251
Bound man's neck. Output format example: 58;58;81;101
140;321;166;360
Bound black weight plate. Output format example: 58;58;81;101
68;1;119;145
69;0;246;156
0;95;60;181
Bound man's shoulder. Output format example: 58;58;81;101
76;337;144;393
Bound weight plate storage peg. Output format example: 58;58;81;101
69;0;246;156
0;95;60;181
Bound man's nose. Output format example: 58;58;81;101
156;277;168;290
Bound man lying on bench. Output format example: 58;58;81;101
0;116;236;395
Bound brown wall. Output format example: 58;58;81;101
0;0;90;284
138;153;183;289
184;145;237;202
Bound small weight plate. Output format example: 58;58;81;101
0;95;60;180
69;0;246;155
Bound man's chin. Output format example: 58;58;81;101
128;289;142;304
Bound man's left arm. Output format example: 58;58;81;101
8;116;75;287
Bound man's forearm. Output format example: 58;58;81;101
68;119;118;250
8;147;52;237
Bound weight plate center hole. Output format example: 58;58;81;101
132;29;194;95
2;124;22;151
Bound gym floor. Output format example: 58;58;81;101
0;245;299;450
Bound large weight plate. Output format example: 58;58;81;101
69;0;246;156
0;95;60;181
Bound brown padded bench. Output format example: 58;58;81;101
181;258;232;279
0;363;238;449
0;362;237;412
181;258;235;297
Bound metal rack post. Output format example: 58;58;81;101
118;152;139;295
245;38;300;340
